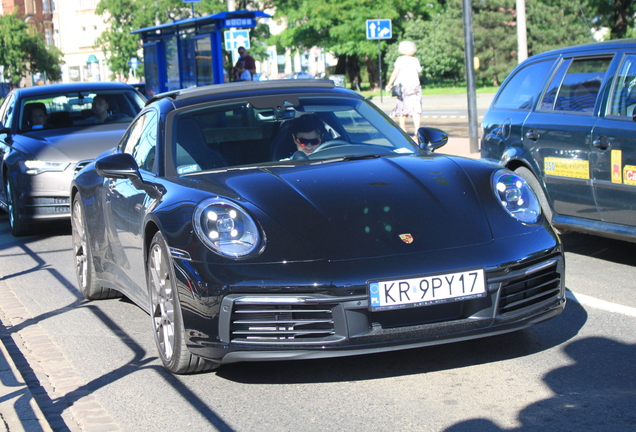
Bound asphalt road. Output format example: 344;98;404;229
0;210;634;431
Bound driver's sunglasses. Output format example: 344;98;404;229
296;137;322;146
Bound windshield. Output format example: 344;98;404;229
171;95;419;175
19;89;146;132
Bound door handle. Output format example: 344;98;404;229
525;129;539;141
592;136;610;150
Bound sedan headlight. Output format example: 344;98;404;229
19;160;70;175
193;198;264;258
492;170;541;224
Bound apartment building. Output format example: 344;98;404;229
53;0;113;83
1;0;113;85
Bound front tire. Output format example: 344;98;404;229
71;194;120;300
147;231;217;374
514;166;554;224
5;177;33;237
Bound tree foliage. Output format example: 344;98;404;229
399;0;593;87
0;14;64;85
271;0;438;87
527;0;595;53
584;0;635;39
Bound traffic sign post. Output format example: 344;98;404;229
366;19;392;102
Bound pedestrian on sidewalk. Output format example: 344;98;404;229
385;41;422;142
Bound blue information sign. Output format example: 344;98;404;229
224;30;250;51
366;19;392;40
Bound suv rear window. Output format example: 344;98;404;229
493;60;555;110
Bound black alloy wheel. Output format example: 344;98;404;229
147;231;217;374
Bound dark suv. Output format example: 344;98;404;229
481;39;636;243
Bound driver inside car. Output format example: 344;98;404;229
291;114;326;156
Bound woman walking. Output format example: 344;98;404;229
385;41;422;141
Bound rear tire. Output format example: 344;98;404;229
71;194;120;300
147;231;217;374
5;177;33;237
514;166;553;224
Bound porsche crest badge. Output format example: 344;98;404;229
399;234;414;244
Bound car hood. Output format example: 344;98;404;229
13;126;126;162
206;155;494;260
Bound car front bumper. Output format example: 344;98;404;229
173;229;565;366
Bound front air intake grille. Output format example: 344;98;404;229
74;160;92;177
230;303;336;342
497;255;562;315
24;197;70;215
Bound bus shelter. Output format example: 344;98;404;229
132;10;270;97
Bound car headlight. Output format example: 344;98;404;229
193;197;264;258
19;160;70;175
492;170;541;224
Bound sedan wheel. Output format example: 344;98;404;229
71;194;119;300
147;231;217;374
5;177;32;237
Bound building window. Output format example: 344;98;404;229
80;26;98;47
43;0;51;13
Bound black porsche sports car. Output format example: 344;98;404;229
71;80;565;374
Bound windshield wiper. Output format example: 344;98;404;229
310;154;382;164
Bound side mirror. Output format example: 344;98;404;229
95;153;164;198
0;122;11;137
417;127;448;153
96;152;140;180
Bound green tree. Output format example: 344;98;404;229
0;14;63;85
584;0;635;39
471;0;519;86
527;0;594;54
271;0;437;89
405;0;592;87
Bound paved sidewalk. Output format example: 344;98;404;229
0;278;84;432
0;322;54;431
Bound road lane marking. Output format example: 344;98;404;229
566;291;636;317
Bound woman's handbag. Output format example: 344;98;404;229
391;84;403;98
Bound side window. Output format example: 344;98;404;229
542;57;612;113
608;54;636;117
0;94;16;128
493;60;555;110
122;110;158;172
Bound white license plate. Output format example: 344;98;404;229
368;268;486;311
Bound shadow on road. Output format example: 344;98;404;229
560;231;636;267
444;336;636;431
